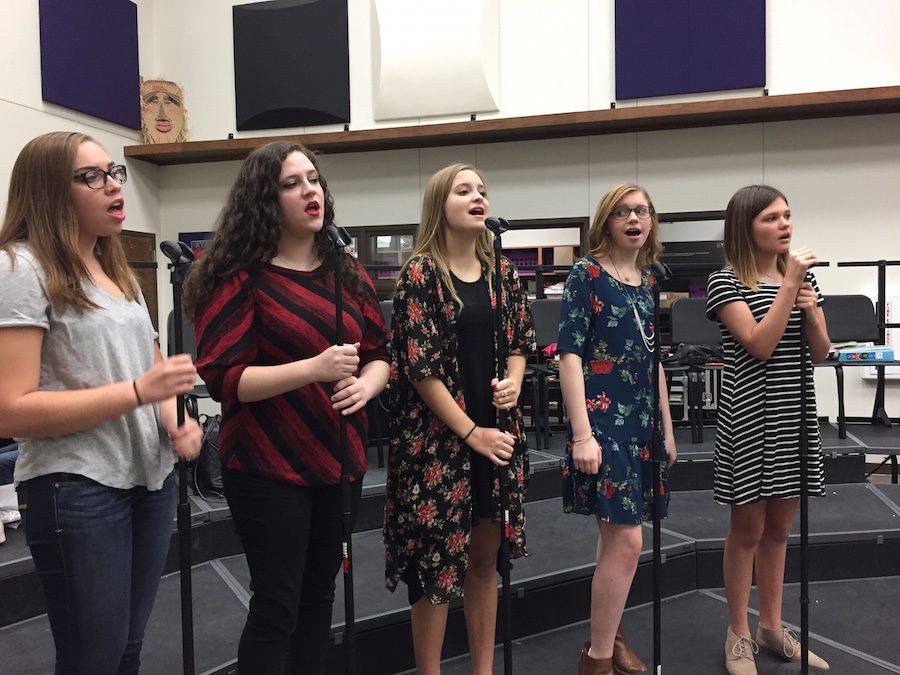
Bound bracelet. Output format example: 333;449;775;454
132;379;144;406
462;423;477;442
571;434;593;444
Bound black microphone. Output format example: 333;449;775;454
160;240;194;265
325;224;352;249
650;261;671;282
484;217;510;236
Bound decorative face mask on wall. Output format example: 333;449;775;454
140;78;188;144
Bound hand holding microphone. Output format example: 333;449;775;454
135;354;197;404
786;247;818;286
311;342;360;382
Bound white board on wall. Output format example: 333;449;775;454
371;0;499;121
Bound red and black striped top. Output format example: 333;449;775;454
194;261;389;487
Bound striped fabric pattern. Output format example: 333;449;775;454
195;262;389;487
706;268;825;505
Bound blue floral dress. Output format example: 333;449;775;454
557;258;670;524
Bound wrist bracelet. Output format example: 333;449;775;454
572;434;593;444
462;423;477;441
133;379;144;406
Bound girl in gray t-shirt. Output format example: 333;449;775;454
0;132;202;673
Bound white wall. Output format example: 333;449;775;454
0;1;161;232
149;0;900;140
3;0;898;418
0;0;166;313
156;112;900;419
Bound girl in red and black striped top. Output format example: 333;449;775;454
185;141;389;675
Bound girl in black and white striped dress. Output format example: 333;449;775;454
706;185;832;674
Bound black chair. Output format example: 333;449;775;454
368;300;395;468
166;311;210;408
670;298;722;443
379;300;393;333
670;297;721;349
528;298;563;451
820;295;880;437
822;295;879;344
820;294;898;481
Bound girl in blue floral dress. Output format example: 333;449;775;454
558;183;677;675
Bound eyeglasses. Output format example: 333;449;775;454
73;165;128;189
610;205;653;221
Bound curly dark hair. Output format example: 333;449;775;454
183;141;367;316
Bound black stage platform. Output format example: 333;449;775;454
435;578;900;674
2;482;899;674
1;418;897;673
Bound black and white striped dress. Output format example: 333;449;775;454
706;268;825;505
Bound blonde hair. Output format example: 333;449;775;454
406;163;494;306
0;131;138;312
587;183;663;268
724;185;789;290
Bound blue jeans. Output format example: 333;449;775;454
20;471;176;675
0;443;18;484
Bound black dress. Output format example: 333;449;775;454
451;271;497;523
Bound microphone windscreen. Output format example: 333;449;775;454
160;240;193;265
484;217;509;235
650;261;671;281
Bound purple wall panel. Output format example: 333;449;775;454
615;0;765;101
39;0;140;129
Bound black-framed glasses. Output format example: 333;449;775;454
74;164;127;189
611;205;653;221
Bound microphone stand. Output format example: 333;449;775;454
650;261;670;675
485;216;514;675
160;240;196;675
799;310;810;675
325;224;357;674
797;260;831;673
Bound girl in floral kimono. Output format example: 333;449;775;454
558;183;677;675
384;163;536;674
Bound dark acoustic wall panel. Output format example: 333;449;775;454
615;0;765;101
233;0;350;131
39;0;140;129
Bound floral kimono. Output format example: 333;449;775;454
384;253;536;603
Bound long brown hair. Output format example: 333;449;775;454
587;183;663;268
405;163;494;306
183;141;365;315
0;131;138;312
724;185;788;290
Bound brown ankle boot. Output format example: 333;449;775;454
613;627;647;673
579;641;614;675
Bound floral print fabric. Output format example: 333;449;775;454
384;254;536;604
557;258;670;524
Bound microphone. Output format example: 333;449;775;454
325;224;352;249
484;217;510;236
650;261;671;282
160;240;194;265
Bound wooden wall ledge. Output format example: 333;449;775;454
124;86;900;166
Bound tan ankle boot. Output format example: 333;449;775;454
579;641;614;675
613;627;647;673
756;625;830;671
724;626;758;675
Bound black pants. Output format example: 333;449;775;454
223;469;362;675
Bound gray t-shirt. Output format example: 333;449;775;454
0;245;173;490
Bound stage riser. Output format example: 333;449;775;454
695;539;900;588
209;553;698;675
